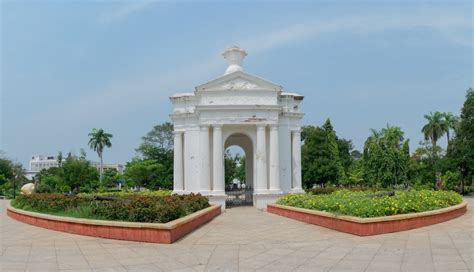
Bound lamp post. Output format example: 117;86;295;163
12;172;17;199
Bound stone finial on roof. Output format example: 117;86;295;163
222;46;247;75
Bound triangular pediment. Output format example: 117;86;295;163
195;71;282;92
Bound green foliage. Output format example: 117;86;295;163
422;111;447;149
442;171;460;191
345;160;364;186
61;155;99;193
12;194;89;212
363;125;410;187
301;119;350;188
277;190;462;218
12;193;209;223
407;141;439;186
223;150;246;186
446;88;474;192
36;176;62;193
443;112;459;143
33;154;99;194
79;190;172;197
0;158;13;185
306;186;378;195
235;156;246;183
101;168;123;188
0;156;27;198
124;159;171;190
88;128;113;185
135;122;174;187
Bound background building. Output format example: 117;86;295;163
25;155;124;180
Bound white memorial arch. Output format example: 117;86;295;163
170;47;304;209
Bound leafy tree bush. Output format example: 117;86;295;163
301;119;350;188
135;122;174;186
0;156;27;198
101;168;123;188
442;171;460;191
363;125;410;187
124;159;171;190
446;88;474;193
61;155;99;193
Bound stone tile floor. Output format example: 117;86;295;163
0;198;473;272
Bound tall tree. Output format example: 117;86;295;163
137;122;173;159
447;88;474;193
443;112;459;144
136;122;174;185
422;111;447;150
301;119;347;188
88;128;113;184
363;125;410;187
323;120;346;182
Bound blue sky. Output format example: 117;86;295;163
1;0;472;167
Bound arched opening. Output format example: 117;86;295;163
224;133;254;207
224;145;245;188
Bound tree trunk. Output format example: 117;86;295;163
99;153;103;185
446;130;450;145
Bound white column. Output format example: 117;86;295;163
173;131;184;193
212;125;225;195
199;125;211;194
256;124;268;193
291;129;304;193
269;124;281;193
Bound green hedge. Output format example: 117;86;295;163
79;190;172;198
277;190;463;218
306;187;379;195
12;194;89;212
11;193;209;223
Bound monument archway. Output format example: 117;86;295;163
170;47;305;209
224;132;254;207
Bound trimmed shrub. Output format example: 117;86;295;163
12;194;89;212
79;190;172;198
306;187;379;195
11;193;209;223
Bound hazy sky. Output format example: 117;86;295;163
1;0;472;167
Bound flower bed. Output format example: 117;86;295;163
277;190;462;217
269;190;467;236
11;193;209;223
8;193;220;243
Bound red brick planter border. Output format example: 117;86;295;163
7;204;221;243
267;201;467;236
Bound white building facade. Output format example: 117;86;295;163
29;155;60;172
170;47;304;209
26;155;124;180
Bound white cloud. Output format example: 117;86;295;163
99;1;155;24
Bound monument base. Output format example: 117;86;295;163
208;194;227;211
253;192;283;210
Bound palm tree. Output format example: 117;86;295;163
88;128;113;185
422;111;447;149
443;112;459;144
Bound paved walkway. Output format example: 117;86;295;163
0;199;473;272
